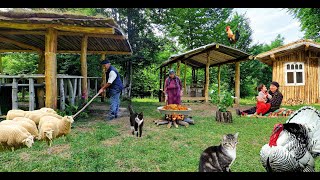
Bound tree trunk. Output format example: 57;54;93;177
216;111;232;123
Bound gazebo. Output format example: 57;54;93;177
0;11;132;110
159;43;252;105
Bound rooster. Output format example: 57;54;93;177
226;26;240;44
260;106;320;172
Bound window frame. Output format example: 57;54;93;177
284;62;305;86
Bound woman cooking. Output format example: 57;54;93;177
164;70;183;105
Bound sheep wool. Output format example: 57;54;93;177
39;107;57;114
1;120;38;138
38;118;59;147
0;125;34;151
6;110;25;120
12;117;37;128
24;111;47;125
57;116;74;137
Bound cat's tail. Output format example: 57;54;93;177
128;103;134;115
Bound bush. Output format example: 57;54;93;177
210;84;234;112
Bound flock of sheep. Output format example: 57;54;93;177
0;107;74;151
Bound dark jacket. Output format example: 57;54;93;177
106;65;123;93
267;90;283;112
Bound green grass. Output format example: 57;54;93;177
1;99;320;172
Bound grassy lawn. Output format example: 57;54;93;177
1;98;320;172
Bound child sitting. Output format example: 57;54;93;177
255;84;272;116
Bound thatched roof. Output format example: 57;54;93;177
256;39;320;66
0;11;132;54
159;43;252;68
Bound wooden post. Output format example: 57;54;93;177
218;65;221;95
0;54;2;74
22;79;26;101
64;79;68;103
81;35;88;101
59;78;65;111
45;28;58;109
37;52;45;108
28;78;35;111
87;78;90;98
12;78;18;109
169;64;172;70
235;62;240;106
67;79;75;105
204;52;210;102
184;62;187;95
78;78;82;100
100;53;106;102
95;79;98;94
177;60;181;77
73;78;77;101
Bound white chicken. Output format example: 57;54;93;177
260;106;320;172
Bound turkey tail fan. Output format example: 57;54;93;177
286;106;320;157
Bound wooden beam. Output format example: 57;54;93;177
235;62;240;106
0;22;115;35
0;35;42;53
100;53;106;102
44;28;58;109
270;54;276;61
57;31;126;39
0;30;45;35
36;52;45;108
177;60;181;77
57;50;132;55
184;62;187;95
218;65;221;95
81;35;88;101
305;43;310;51
0;49;37;53
212;55;253;67
204;52;210;103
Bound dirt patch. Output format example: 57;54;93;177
102;136;122;147
47;144;71;158
19;152;31;161
76;126;93;133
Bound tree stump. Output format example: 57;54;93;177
216;111;233;123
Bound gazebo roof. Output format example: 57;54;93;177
256;39;320;66
159;43;252;69
0;11;132;54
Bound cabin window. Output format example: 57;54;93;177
284;62;304;86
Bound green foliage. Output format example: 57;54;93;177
2;53;39;75
288;8;320;42
57;102;89;119
210;84;234;112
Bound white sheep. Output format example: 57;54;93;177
38;118;59;147
0;125;34;151
39;107;57;114
24;111;46;125
6;109;25;120
0;120;38;138
12;117;37;128
56;116;74;138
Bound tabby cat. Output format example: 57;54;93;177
128;104;144;137
199;132;239;172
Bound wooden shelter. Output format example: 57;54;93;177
0;11;132;110
256;39;320;104
159;43;252;104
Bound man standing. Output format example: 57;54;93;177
98;59;123;120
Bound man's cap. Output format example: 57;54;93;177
270;81;280;88
169;69;175;75
100;59;111;65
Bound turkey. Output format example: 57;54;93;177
260;106;320;172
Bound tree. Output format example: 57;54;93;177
2;53;38;75
288;8;320;42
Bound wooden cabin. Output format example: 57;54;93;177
256;39;320;104
0;11;132;112
159;43;252;105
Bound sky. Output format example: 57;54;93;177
233;8;305;45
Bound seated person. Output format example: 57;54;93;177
255;84;272;115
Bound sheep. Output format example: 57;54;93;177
38;118;59;147
39;107;57;114
6;109;25;120
0;125;34;151
56;116;74;138
0;120;38;138
24;111;47;125
12;117;37;128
